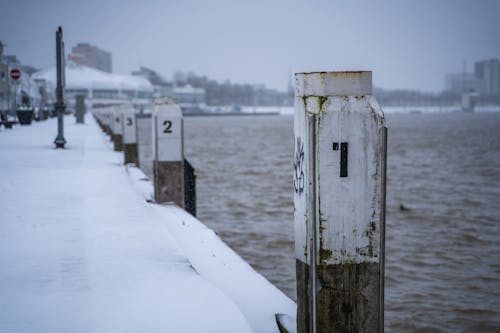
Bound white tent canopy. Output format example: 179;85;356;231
33;62;153;103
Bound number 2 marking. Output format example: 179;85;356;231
163;120;172;133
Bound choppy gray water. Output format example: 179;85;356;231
184;112;500;332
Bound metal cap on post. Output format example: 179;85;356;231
152;102;185;207
294;71;386;333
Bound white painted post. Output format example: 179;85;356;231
294;71;387;333
111;106;123;151
122;105;138;165
105;109;113;137
136;113;153;178
99;108;109;136
152;101;185;207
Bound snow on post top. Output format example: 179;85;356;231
295;71;372;97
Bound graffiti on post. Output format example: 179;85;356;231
294;137;305;194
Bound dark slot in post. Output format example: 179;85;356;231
340;142;348;177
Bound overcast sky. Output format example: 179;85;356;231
1;0;499;92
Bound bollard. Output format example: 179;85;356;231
294;71;386;333
122;106;138;165
104;109;112;137
152;102;185;207
136;113;153;178
111;106;123;151
96;109;105;132
75;95;85;124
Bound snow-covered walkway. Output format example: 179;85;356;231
0;116;295;333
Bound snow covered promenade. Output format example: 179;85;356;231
0;116;295;333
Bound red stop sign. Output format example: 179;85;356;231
10;68;21;80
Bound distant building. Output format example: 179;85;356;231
131;66;173;98
0;42;42;113
445;72;485;94
173;85;206;112
69;43;112;73
475;59;500;97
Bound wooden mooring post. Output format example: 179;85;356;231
111;106;123;151
152;101;196;216
153;102;185;207
294;71;387;333
136;113;153;178
122;106;138;165
104;109;112;137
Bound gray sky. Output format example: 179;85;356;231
1;0;499;92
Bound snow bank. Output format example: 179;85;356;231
0;115;296;333
126;166;297;333
0;118;254;332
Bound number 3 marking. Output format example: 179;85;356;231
126;117;133;126
163;120;172;133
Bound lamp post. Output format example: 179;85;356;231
54;26;66;148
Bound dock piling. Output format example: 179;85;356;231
152;102;185;207
136;113;153;177
122;105;138;165
294;71;387;333
111;106;123;151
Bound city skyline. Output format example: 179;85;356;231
1;0;499;93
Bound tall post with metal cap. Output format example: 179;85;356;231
294;71;387;333
54;26;66;148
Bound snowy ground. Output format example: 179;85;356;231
0;116;295;333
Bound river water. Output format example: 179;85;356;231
183;112;500;332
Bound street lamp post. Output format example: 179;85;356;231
54;26;66;148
